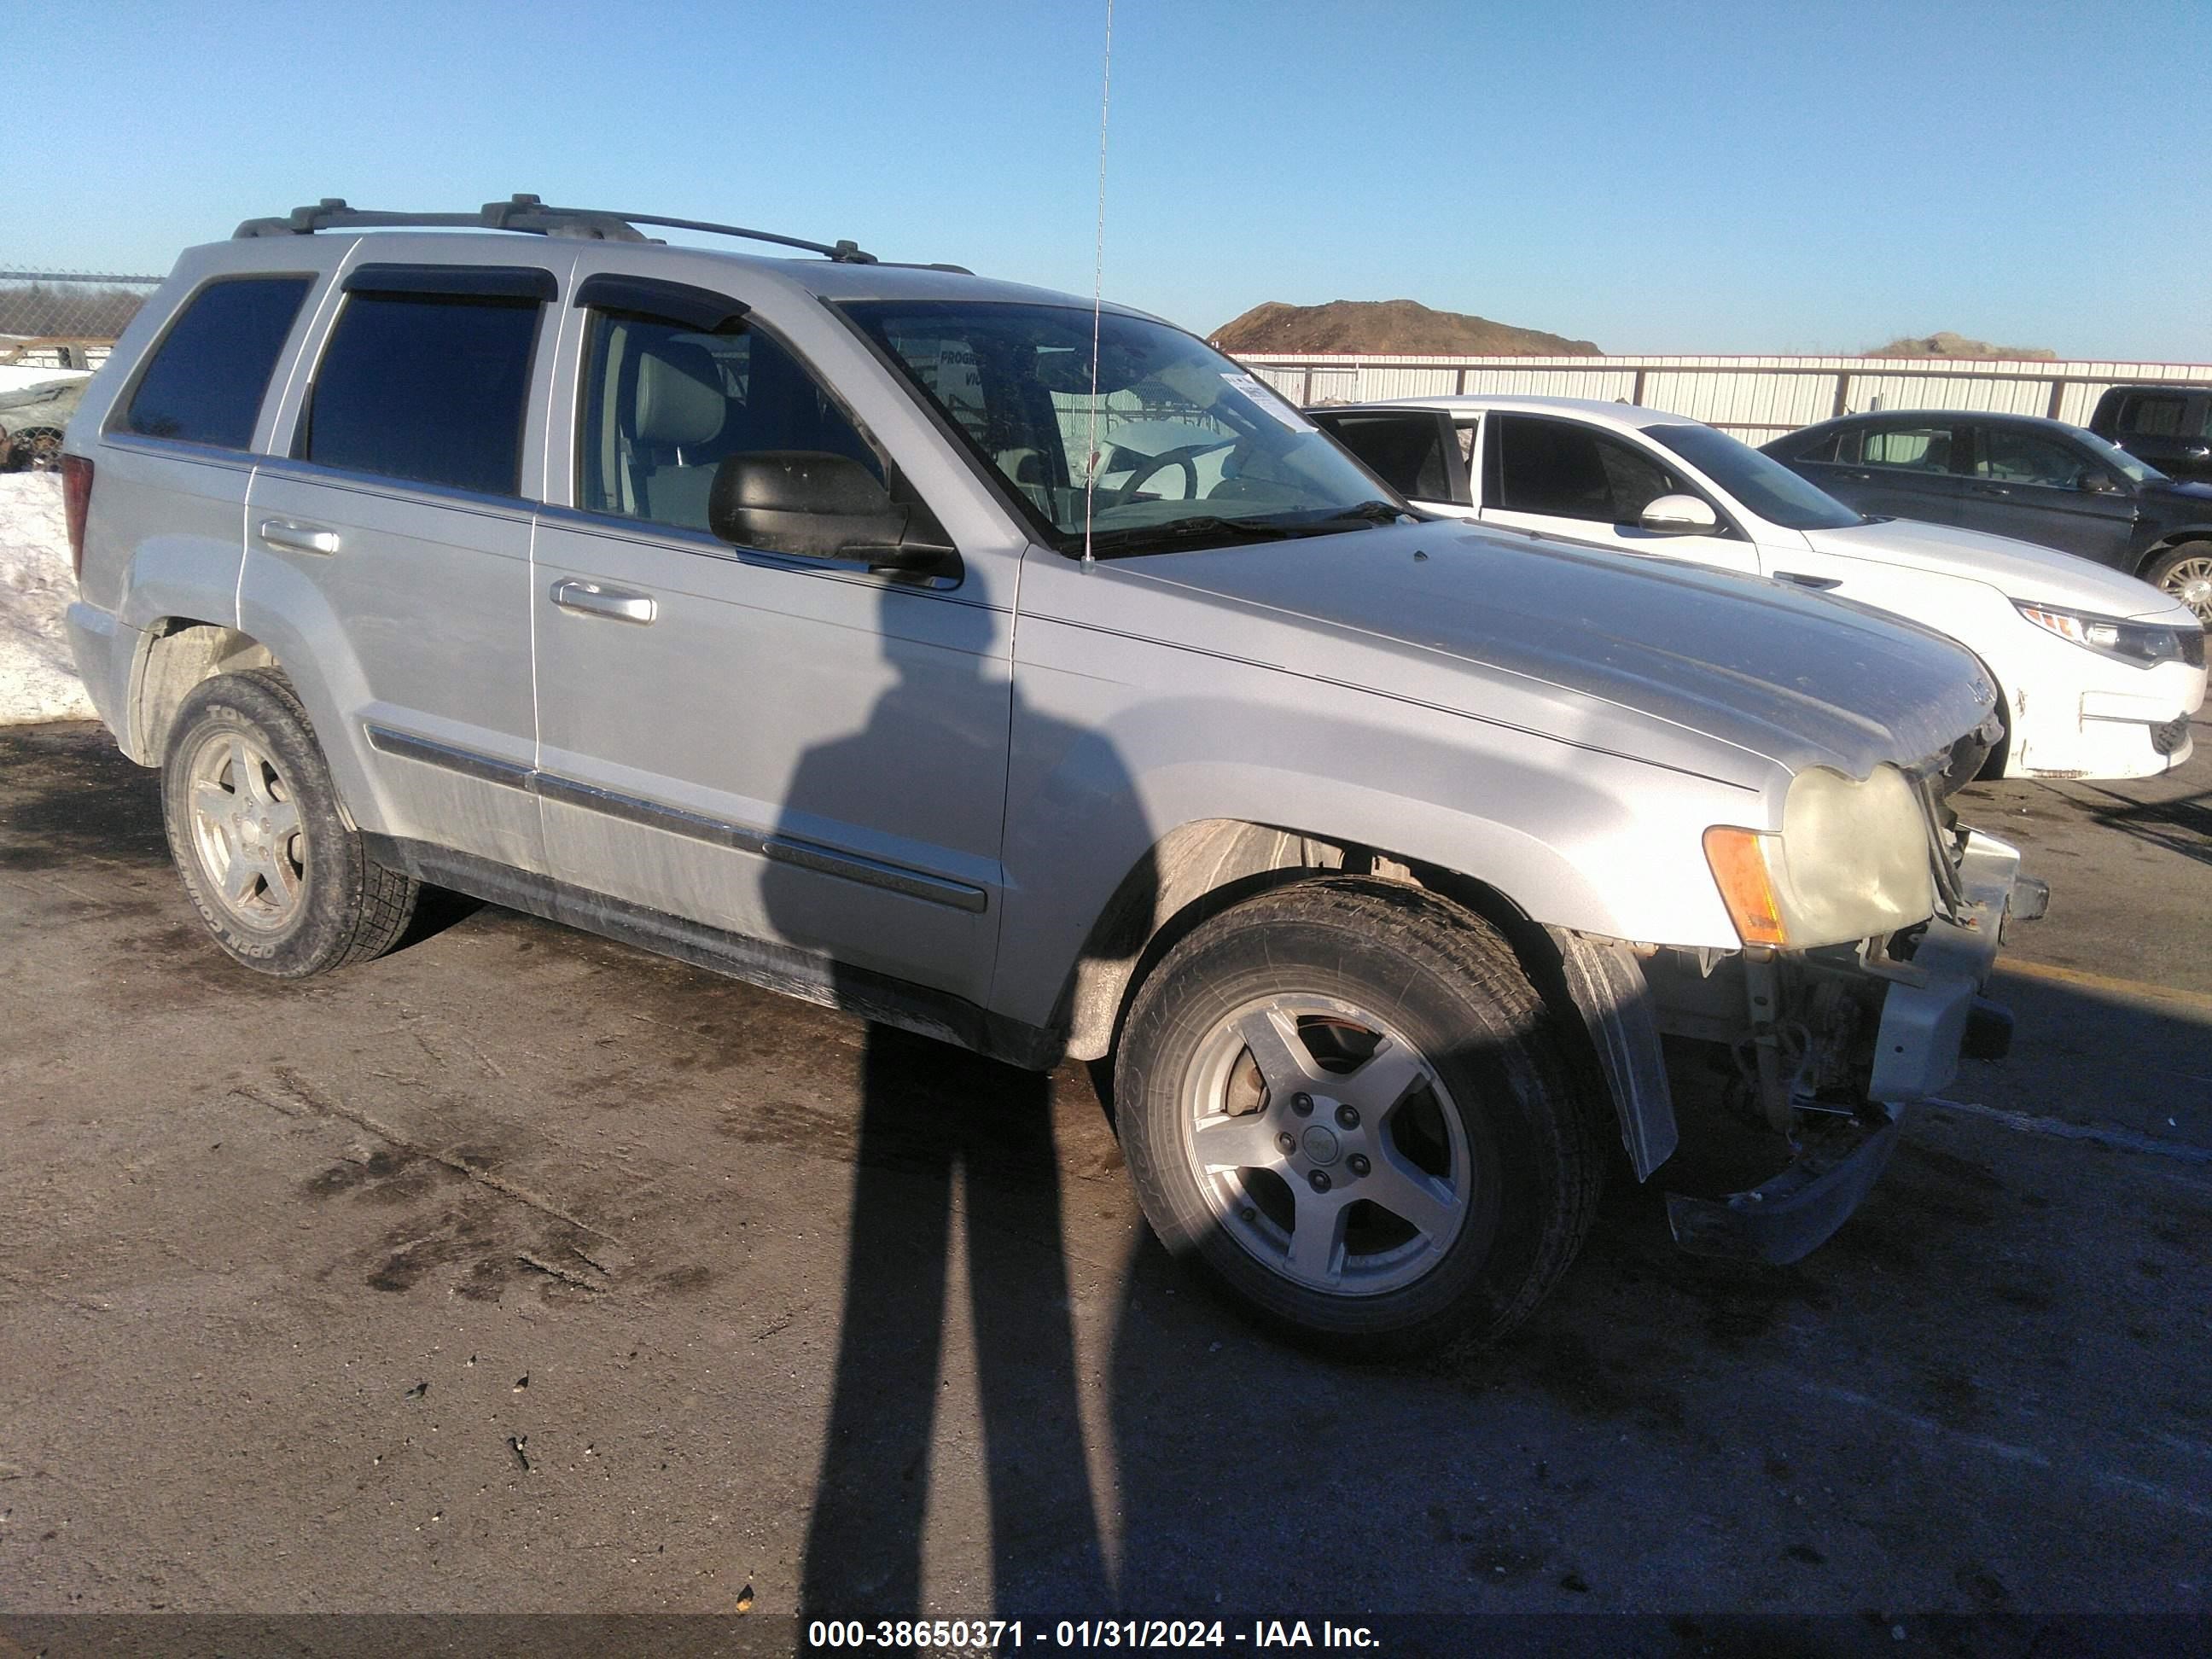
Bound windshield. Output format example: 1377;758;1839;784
2061;422;2163;484
841;300;1404;556
1642;422;1864;531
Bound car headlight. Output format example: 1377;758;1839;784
1703;764;1936;949
2015;601;2202;668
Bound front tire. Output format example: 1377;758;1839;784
160;670;419;978
2145;540;2212;628
1115;877;1603;1355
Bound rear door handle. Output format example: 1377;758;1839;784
258;518;341;556
1838;470;1872;482
550;578;656;625
2186;445;2210;458
1774;571;1842;591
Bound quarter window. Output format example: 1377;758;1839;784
300;291;543;495
1492;414;1686;524
578;309;882;536
122;276;311;450
1859;426;1956;473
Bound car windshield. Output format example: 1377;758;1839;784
1642;422;1864;531
840;300;1403;556
2061;422;2163;484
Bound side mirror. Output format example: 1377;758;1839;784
708;451;954;574
1637;493;1720;535
2075;469;2121;495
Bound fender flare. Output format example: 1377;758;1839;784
1537;927;1678;1181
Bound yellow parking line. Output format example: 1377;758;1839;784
1995;956;2212;1016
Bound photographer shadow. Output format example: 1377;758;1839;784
774;581;1154;1616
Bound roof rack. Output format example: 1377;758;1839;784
232;194;880;265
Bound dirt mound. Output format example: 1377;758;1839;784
1866;330;2057;361
1210;299;1598;357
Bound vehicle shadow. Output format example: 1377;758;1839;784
2080;784;2212;867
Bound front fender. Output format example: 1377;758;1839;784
988;610;1757;1036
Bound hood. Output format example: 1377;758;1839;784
1124;520;1996;785
1805;515;2179;618
2148;477;2212;511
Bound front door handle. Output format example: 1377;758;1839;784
2185;445;2210;458
258;518;341;556
550;578;656;625
1838;470;1872;482
1970;484;2013;498
1774;570;1842;591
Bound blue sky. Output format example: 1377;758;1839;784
14;0;2209;359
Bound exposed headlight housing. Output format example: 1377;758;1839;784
1703;764;1936;949
2015;601;2203;668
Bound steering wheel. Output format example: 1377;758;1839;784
1100;441;1225;509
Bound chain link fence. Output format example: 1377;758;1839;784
0;267;161;469
1;266;162;371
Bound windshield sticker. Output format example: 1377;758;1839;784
1221;371;1317;433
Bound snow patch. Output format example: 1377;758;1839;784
0;473;96;725
0;364;91;393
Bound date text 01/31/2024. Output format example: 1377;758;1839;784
806;1619;1381;1649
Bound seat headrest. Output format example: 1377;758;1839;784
634;341;725;448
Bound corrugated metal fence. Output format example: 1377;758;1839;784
1236;353;2212;443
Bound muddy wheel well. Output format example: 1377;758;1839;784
2138;534;2212;579
1059;819;1534;1063
131;620;281;764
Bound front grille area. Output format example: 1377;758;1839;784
2152;713;2193;756
1912;772;1970;921
1936;725;1994;798
2180;627;2206;670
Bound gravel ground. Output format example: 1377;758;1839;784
0;719;2206;1649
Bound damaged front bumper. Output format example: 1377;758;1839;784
1665;828;2034;1265
1666;1104;1905;1265
1866;829;2027;1103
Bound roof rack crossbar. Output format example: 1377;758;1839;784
232;195;878;264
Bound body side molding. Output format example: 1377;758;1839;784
364;722;988;914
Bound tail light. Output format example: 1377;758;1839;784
61;454;94;581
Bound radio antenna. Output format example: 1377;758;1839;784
1080;0;1115;568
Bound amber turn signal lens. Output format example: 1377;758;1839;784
1703;826;1787;948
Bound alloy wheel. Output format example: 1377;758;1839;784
1179;993;1476;1295
184;731;306;930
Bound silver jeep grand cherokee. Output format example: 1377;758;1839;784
61;196;2037;1352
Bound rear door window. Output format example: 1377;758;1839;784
2116;393;2188;438
122;276;312;450
1491;414;1684;522
1313;410;1459;501
1858;425;1958;473
299;277;548;496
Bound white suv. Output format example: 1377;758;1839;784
1312;396;2206;782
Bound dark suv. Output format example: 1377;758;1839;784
1764;410;2212;624
2089;384;2212;484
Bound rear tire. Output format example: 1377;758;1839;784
2144;540;2212;628
1115;876;1603;1355
160;670;418;978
